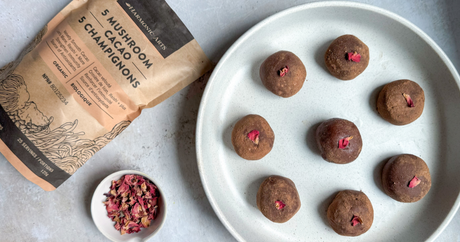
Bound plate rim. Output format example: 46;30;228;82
196;1;460;242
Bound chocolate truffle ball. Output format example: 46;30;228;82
231;114;275;160
382;154;431;203
327;190;374;236
377;79;425;125
316;118;363;164
256;175;301;223
259;51;307;98
324;35;369;80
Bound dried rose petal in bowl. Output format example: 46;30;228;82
91;170;166;241
103;174;161;235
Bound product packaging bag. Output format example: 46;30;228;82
0;0;211;191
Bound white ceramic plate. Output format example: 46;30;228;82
91;170;166;242
196;2;460;242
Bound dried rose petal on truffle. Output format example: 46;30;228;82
408;175;421;188
275;200;286;210
347;52;361;62
338;136;353;149
403;93;415;107
278;66;289;77
351;215;363;226
247;130;260;145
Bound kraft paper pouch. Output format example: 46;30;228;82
0;0;211;191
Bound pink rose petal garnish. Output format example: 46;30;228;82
338;136;354;149
351;215;363;226
347;52;361;62
403;93;415;107
247;130;260;145
275;200;286;210
278;66;289;77
408;175;421;188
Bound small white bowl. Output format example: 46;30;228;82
91;170;167;242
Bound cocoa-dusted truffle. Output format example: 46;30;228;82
382;154;431;203
259;51;307;97
324;35;369;80
316;118;363;164
377;79;425;125
256;175;301;223
327;190;374;236
231;114;275;160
